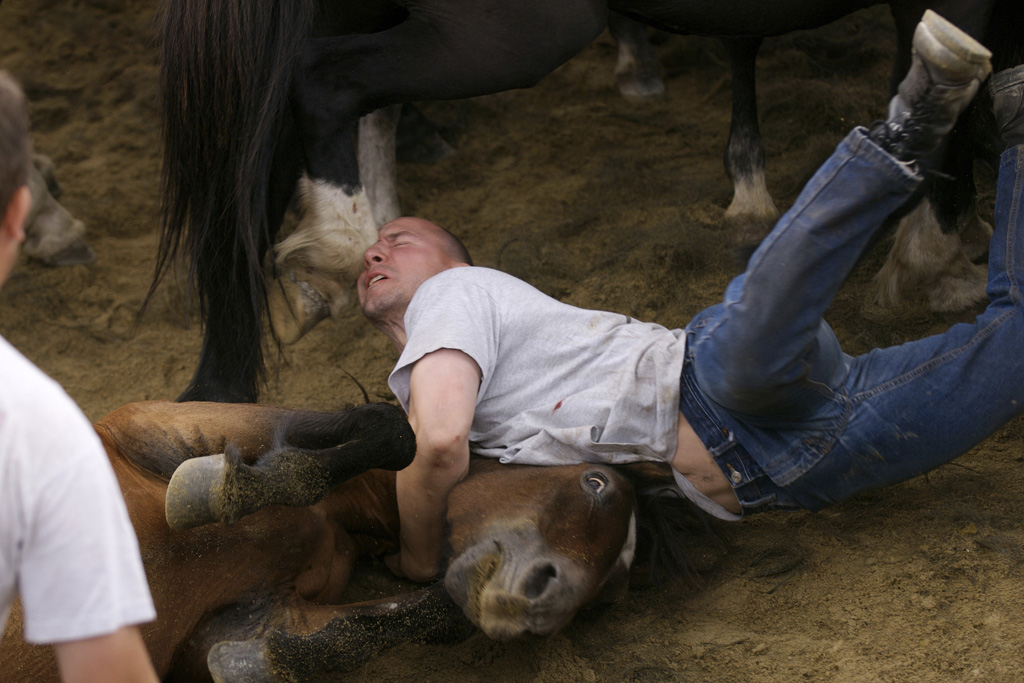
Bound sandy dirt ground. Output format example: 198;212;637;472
2;1;1023;681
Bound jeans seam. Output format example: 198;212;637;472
851;305;1015;401
1007;146;1023;302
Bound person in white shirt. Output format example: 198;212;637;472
0;70;158;683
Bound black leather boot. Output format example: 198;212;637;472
868;10;991;163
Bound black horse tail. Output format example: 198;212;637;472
149;0;315;401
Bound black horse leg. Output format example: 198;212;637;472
295;1;609;190
206;582;472;682
890;0;994;233
164;403;415;531
720;36;778;253
608;11;665;100
872;1;997;312
270;1;607;345
178;322;262;404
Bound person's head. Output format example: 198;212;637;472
0;71;32;289
358;216;472;345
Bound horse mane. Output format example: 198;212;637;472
616;463;728;588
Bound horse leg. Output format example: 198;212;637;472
277;1;607;328
871;198;988;311
360;105;403;225
872;1;997;312
164;402;415;531
268;105;402;344
608;12;665;100
720;36;779;252
100;400;412;472
205;583;472;682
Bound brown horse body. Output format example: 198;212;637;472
0;401;694;682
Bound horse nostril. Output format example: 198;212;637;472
522;562;558;600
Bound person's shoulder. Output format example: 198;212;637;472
414;266;519;300
0;336;59;402
428;266;521;287
0;336;92;434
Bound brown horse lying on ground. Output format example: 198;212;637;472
0;400;710;682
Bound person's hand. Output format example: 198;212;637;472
384;552;406;578
384;551;440;583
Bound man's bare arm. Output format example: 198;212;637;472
393;348;481;582
53;625;158;683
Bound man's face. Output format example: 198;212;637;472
0;185;30;291
357;217;461;324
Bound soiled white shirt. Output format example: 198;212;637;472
0;336;155;644
389;267;687;467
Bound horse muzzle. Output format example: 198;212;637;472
444;525;594;641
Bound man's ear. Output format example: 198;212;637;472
1;185;30;246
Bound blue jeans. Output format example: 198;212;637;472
681;128;1024;514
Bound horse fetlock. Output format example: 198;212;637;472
616;69;665;101
725;175;778;223
874;199;989;312
268;176;378;342
724;175;779;250
928;262;988;312
610;14;664;100
615;50;665;100
958;212;993;262
278;176;378;278
260;451;332;508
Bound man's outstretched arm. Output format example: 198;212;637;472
53;626;158;683
391;348;481;582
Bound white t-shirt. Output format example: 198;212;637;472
0;336;155;644
389;267;687;467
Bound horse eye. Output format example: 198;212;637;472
585;473;608;493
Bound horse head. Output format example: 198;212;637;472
443;459;690;641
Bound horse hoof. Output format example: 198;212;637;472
616;72;665;100
164;453;230;531
208;639;279;683
267;275;330;345
39;236;97;267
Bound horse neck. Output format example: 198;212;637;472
327;469;400;550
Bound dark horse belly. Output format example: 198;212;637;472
157;0;1008;403
611;0;879;36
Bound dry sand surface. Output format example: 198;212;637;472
2;1;1022;681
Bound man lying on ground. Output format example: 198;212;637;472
357;12;1020;583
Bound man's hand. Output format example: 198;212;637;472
383;552;406;578
396;348;481;582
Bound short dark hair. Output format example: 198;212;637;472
440;226;474;266
0;72;30;213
